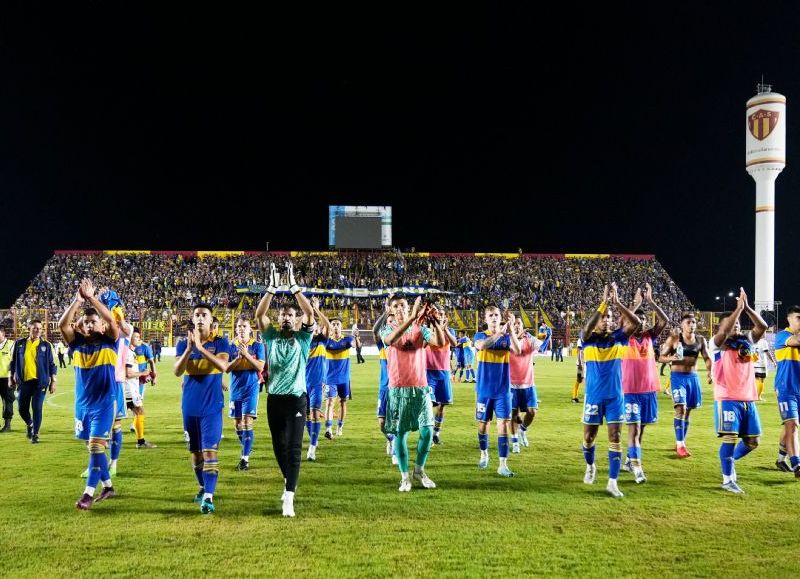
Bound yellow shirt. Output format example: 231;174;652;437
0;339;12;377
23;338;40;382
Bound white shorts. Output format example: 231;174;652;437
124;380;143;407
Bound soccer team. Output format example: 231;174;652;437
36;264;800;515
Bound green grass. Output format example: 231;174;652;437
0;355;794;578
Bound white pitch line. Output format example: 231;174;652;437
45;390;70;409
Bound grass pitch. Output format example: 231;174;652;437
0;355;794;578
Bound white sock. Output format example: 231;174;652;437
242;455;249;461
284;491;295;502
203;492;213;501
677;441;686;448
84;486;96;497
110;459;118;469
308;445;316;451
101;479;112;488
400;471;410;482
722;475;732;484
499;457;507;467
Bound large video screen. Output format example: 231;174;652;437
329;206;392;248
335;216;382;249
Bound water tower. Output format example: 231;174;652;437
745;82;785;315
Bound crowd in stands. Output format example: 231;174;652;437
12;252;694;323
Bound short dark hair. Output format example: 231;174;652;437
280;304;298;315
634;307;645;316
133;327;141;334
192;303;213;314
236;315;252;324
680;312;696;321
388;293;407;305
82;309;98;318
29;318;43;325
329;317;342;323
788;305;800;316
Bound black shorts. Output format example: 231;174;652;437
755;372;767;380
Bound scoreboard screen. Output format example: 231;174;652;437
329;206;392;249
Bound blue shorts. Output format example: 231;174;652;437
455;355;464;369
377;387;388;418
183;413;223;453
307;382;323;411
75;404;115;441
714;400;762;438
582;392;625;425
229;391;259;419
325;383;351;400
511;386;539;411
776;390;800;423
476;393;513;422
670;372;702;409
624;391;659;424
427;370;453;405
114;382;126;420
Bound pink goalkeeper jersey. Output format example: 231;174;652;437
710;333;758;402
622;331;660;394
114;324;134;383
384;324;429;387
510;335;534;387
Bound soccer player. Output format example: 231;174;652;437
323;317;360;438
225;315;265;470
659;313;712;458
106;291;134;476
571;335;584;403
427;306;457;445
474;305;521;477
453;330;465;382
372;300;396;464
580;283;640;498
754;332;776;401
59;279;120;510
772;306;800;475
255;263;315;517
621;284;669;483
130;329;157;448
174;304;230;514
305;296;329;461
509;318;542;453
122;341;155;449
380;294;442;491
462;334;476;382
709;287;767;493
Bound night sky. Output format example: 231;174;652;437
3;3;800;310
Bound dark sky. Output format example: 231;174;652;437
3;3;800;310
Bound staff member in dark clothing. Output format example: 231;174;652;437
9;320;57;443
0;328;14;432
255;263;315;518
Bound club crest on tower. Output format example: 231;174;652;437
748;109;779;140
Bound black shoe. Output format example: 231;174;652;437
236;459;249;471
432;433;442;445
26;425;33;439
0;420;10;433
31;434;39;444
324;430;332;440
777;458;792;472
571;398;580;404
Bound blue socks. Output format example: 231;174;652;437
582;442;595;465
242;429;254;457
203;458;219;494
193;459;205;486
674;418;685;443
498;435;509;458
110;425;122;461
720;442;735;477
310;421;320;446
733;441;754;461
608;444;622;479
478;433;489;451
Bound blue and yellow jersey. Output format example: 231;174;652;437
377;339;389;390
134;343;154;372
69;334;117;410
474;331;511;398
227;338;265;400
306;334;328;387
774;329;800;395
176;335;230;417
325;336;353;385
583;328;628;398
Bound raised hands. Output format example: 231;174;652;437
287;262;300;294
266;263;280;295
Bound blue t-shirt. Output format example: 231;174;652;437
70;333;117;410
306;333;329;387
228;339;265;400
474;331;511;398
583;328;628;399
177;335;230;417
325;336;354;385
134;343;154;372
775;329;800;395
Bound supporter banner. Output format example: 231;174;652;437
235;284;452;297
104;250;152;255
